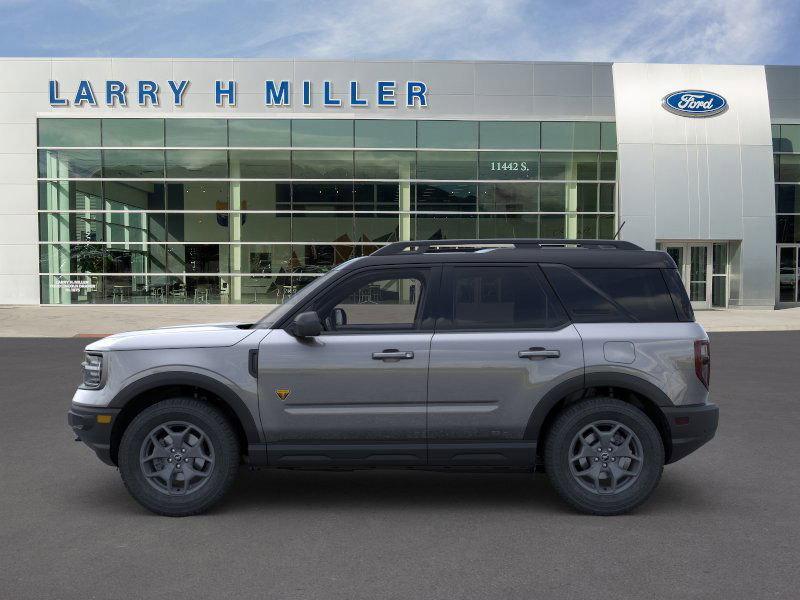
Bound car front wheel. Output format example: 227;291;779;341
118;398;240;516
544;398;665;515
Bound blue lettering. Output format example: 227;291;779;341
49;80;68;106
74;80;97;106
215;80;236;106
349;81;368;106
377;81;396;106
105;80;127;107
265;80;290;106
323;81;341;106
406;81;427;107
303;81;311;106
138;81;159;106
167;80;190;106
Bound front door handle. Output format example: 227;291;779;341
518;347;560;360
372;349;414;360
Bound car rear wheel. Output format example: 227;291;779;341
544;398;664;515
118;398;240;516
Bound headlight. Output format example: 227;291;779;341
81;353;104;389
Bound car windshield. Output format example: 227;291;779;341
256;257;365;328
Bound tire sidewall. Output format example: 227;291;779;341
546;400;664;514
118;400;238;516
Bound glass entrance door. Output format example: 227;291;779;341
658;241;720;310
777;245;799;305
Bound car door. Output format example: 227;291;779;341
258;265;439;466
426;264;584;467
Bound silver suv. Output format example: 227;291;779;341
68;239;718;517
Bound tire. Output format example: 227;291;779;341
544;398;664;516
118;398;240;517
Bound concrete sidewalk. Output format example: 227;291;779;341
2;304;800;337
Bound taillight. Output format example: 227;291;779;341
694;340;710;389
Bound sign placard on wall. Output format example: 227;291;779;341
661;90;728;117
48;79;429;108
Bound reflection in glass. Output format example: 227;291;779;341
167;182;229;210
354;151;415;179
239;181;291;211
292;120;353;147
102;119;164;147
102;150;165;178
292;183;353;210
600;123;617;150
229;150;290;178
479;122;539;149
229;120;290;147
417;121;478;149
104;182;165;211
414;214;476;239
38;149;102;178
39;181;102;211
166;150;228;178
354;183;402;211
416;151;476;180
478;213;539;238
39;119;100;147
292;212;355;243
540;183;566;212
355;120;416;148
540;214;565;237
478;183;538;212
778;155;800;183
577;183;598;212
776;184;800;214
165;119;227;147
292;151;353;178
416;183;477;212
167;212;230;243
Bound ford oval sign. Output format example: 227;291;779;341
662;90;728;117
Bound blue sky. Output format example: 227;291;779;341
0;0;798;64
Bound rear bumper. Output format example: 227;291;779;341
663;403;719;464
68;404;121;466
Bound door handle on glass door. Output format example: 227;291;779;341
372;350;414;360
518;347;560;360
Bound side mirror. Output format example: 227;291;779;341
290;311;322;338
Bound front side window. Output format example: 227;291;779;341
316;270;429;332
441;266;567;330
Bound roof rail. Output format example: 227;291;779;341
371;238;643;256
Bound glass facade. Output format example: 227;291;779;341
37;118;617;304
774;124;800;303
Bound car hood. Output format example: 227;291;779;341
85;322;259;352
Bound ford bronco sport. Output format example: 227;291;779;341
68;238;718;516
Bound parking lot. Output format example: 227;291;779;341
1;331;798;599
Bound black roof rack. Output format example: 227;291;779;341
371;238;643;256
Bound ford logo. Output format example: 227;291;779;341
662;90;728;117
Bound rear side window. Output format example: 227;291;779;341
576;268;678;322
540;264;627;322
541;265;680;323
662;268;695;322
440;266;568;330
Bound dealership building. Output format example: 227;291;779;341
1;58;799;309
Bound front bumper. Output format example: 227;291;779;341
662;403;719;464
68;404;121;466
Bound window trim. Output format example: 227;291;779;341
435;263;571;333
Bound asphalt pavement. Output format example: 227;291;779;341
0;332;798;599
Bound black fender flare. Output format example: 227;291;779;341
108;371;261;444
523;372;673;440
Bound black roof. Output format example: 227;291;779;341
354;239;676;269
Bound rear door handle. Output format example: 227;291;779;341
372;349;414;360
518;347;560;360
